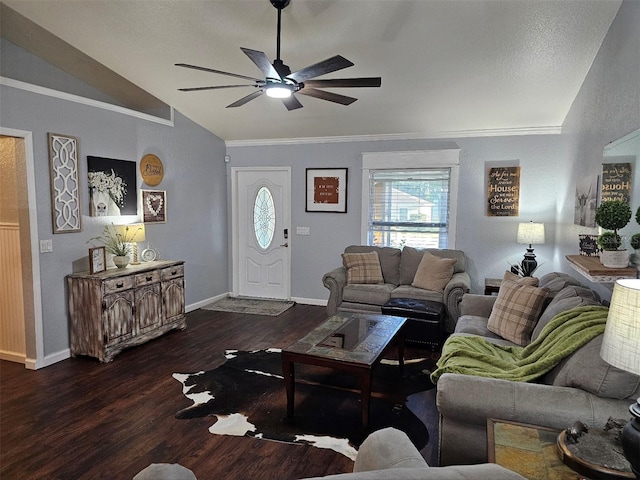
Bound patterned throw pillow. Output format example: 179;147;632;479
502;270;539;287
342;251;384;284
487;280;549;346
411;251;457;292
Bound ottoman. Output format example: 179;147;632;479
381;298;446;350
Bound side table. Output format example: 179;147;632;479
487;419;581;480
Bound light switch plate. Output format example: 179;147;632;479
296;226;310;236
40;239;53;253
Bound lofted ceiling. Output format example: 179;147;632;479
1;0;622;142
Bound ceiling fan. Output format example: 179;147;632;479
175;0;382;110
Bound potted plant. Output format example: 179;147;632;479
87;223;143;269
629;207;640;265
595;200;632;268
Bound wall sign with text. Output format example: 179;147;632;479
487;166;520;217
601;162;632;203
306;168;348;213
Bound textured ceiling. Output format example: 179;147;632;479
1;0;622;142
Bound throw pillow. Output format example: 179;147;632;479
342;251;384;284
411;251;456;292
502;270;539;287
487;280;549;346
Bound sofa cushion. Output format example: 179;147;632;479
343;283;395;306
544;335;640;399
399;247;465;285
487;281;549;346
411;251;456;292
390;285;445;304
538;272;583;297
345;245;401;284
342;251;384;284
531;286;601;341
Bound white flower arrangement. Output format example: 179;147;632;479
88;169;127;207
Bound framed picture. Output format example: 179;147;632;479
487;166;520;217
142;190;166;223
48;133;82;233
89;246;107;274
87;156;137;216
574;175;598;227
306;168;348;213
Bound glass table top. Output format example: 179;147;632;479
283;312;405;366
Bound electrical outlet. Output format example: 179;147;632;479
40;239;53;253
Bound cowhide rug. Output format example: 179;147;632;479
173;349;434;460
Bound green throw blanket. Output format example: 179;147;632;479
430;305;608;384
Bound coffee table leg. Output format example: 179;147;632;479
282;358;295;418
397;334;405;377
360;371;372;430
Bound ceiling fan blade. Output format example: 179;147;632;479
297;87;357;105
282;95;303;111
175;63;263;83
303;77;382;88
178;85;259;92
240;47;282;80
226;90;264;108
287;55;354;83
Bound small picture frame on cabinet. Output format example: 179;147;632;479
89;246;107;274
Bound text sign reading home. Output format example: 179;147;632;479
487;166;520;216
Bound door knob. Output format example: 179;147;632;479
280;243;289;247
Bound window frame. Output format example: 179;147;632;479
361;149;460;249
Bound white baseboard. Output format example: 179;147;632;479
291;296;327;306
25;348;71;370
186;293;229;313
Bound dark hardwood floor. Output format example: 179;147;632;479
0;304;439;480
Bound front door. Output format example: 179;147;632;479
232;167;291;299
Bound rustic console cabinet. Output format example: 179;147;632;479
67;260;186;362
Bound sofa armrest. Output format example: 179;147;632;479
436;373;634;464
459;294;497;318
442;272;471;333
322;266;347;316
353;427;427;472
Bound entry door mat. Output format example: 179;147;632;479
173;349;435;459
201;297;295;316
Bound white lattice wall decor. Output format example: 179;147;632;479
48;133;82;233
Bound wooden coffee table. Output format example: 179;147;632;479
281;312;406;430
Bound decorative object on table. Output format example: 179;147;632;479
142;190;166;223
564;420;588;444
173;349;432;460
629;207;640;265
139;153;164;186
87;223;145;269
87;156;137;216
140;243;159;262
574;175;599;227
510;221;545;276
305;168;348;213
126;223;145;264
601;162;633;203
595;200;632;268
88;246;106;274
486;166;520;217
600;279;640;479
579;234;600;256
47;133;82;233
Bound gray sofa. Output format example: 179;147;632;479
135;428;526;480
322;245;470;333
436;272;640;465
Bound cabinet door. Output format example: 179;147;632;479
136;283;162;334
162;278;185;324
103;291;135;346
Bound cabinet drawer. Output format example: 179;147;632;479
135;270;160;287
103;276;134;294
161;264;184;280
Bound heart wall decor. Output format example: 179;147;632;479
141;189;166;223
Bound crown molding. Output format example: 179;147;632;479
225;125;562;148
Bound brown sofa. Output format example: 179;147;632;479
322;245;470;333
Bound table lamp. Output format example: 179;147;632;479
513;221;545;276
600;279;640;479
128;223;145;264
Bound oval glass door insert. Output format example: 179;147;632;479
254;186;276;249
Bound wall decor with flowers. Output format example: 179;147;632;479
87;156;137;216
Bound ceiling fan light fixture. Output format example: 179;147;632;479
265;85;292;98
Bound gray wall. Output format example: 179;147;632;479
559;0;640;301
1;86;228;360
228;134;566;301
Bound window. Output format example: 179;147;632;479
361;150;459;249
253;186;276;249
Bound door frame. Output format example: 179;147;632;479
230;166;292;299
1;127;45;369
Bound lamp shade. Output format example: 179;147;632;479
114;223;145;243
517;222;545;245
600;279;640;376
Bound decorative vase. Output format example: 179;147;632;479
113;255;130;269
600;249;629;269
